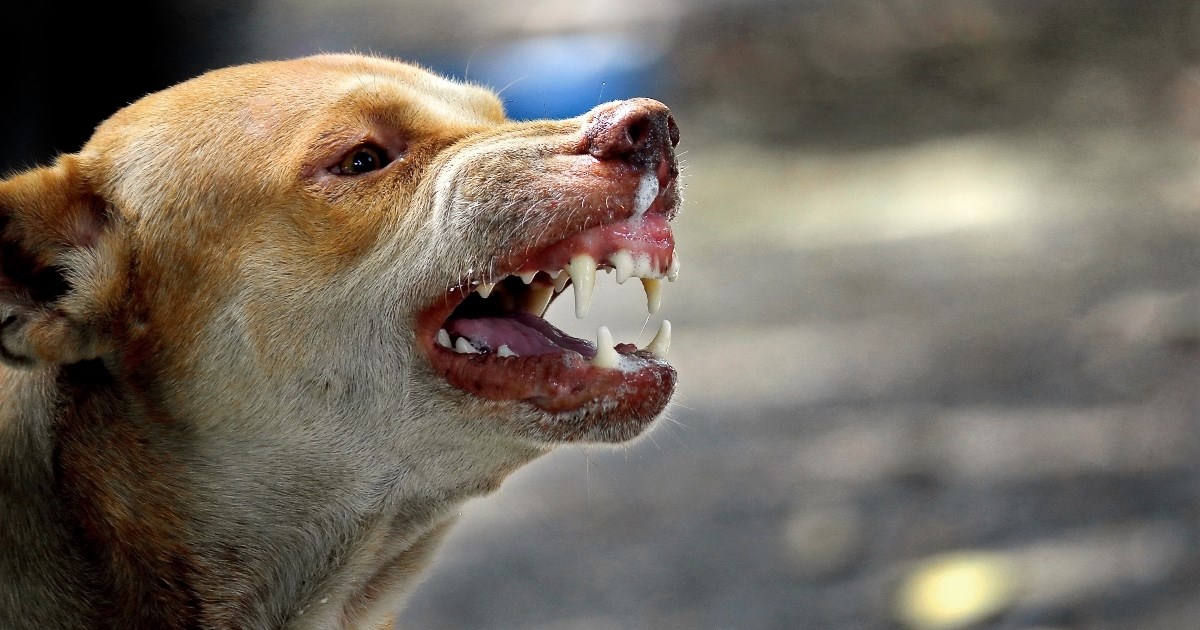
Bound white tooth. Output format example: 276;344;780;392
552;270;570;293
567;254;597;318
436;329;452;348
518;271;538;284
641;278;662;314
633;174;659;218
547;269;562;279
611;249;635;284
667;252;680;282
525;285;554;316
632;253;654;279
454;337;480;354
497;344;517;358
591;326;619;369
646;320;671;359
475;281;495;298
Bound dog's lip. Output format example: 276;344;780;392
415;210;678;437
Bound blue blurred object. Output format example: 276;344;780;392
426;34;668;121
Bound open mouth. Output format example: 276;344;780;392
417;212;678;427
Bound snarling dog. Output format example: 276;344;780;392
0;53;680;629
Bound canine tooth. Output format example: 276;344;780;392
518;271;538;284
552;271;570;293
525;285;554;316
646;320;671;358
641;278;662;314
475;281;495;298
497;344;516;358
436;329;452;348
567;254;597;318
591;326;619;369
667;252;680;282
611;250;635;284
454;337;480;354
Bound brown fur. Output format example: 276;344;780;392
0;53;678;629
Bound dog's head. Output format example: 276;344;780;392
0;54;679;458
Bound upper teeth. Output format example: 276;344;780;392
564;250;677;317
611;250;635;284
471;250;679;314
524;285;554;317
552;271;570;293
641;278;662;315
452;249;679;366
567;254;598;318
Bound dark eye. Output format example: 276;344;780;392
335;144;388;175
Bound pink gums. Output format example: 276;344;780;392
515;214;675;274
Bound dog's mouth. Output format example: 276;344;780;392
417;206;678;439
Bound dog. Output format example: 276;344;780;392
0;53;680;629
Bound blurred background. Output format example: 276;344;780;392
6;1;1200;628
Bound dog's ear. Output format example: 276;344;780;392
0;155;130;368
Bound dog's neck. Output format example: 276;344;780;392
0;362;541;629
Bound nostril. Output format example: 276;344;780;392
626;116;651;151
584;100;677;165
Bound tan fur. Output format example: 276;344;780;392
0;53;678;629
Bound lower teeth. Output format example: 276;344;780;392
438;319;671;363
591;326;619;369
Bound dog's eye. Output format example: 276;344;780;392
334;144;388;175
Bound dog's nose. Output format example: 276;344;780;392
583;98;679;170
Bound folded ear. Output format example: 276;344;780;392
0;155;130;368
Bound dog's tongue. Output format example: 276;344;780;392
447;312;595;358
